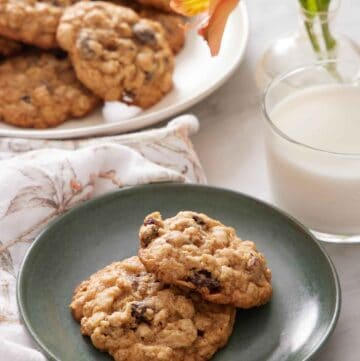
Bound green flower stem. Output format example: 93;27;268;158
320;13;337;52
300;0;322;56
299;0;342;81
316;0;337;56
315;0;341;80
304;21;322;55
299;0;337;55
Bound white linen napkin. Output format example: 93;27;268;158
0;114;205;360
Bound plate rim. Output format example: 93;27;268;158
1;3;249;140
17;183;342;361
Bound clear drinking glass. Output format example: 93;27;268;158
263;60;360;243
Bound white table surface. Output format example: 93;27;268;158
189;1;360;360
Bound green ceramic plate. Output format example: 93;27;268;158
17;184;341;361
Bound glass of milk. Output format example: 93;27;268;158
263;60;360;243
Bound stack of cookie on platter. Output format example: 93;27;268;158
0;0;185;129
70;211;272;361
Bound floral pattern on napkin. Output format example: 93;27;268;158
0;115;205;361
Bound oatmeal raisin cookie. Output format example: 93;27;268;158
71;256;236;361
0;50;99;128
0;0;79;48
57;1;174;108
139;211;272;308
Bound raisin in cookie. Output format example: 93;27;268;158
136;7;185;54
0;0;79;49
109;0;186;54
71;256;235;361
0;36;22;56
57;1;174;108
139;211;272;308
0;50;99;128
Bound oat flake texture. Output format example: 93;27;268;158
57;1;174;108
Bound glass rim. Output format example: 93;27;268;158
262;59;360;157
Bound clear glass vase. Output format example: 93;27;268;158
256;0;360;88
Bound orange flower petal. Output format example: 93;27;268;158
198;0;239;56
170;0;210;16
208;0;222;14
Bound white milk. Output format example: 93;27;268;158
266;84;360;235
